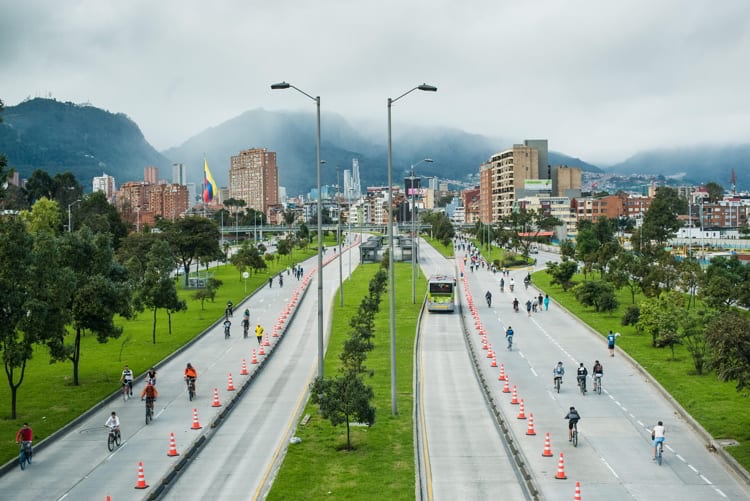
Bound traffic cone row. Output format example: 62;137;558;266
191;408;202;429
250;349;258;364
502;378;510;393
211;387;222;407
490;354;497;367
263;333;271;346
240;359;249;375
258;343;266;356
510;385;519;404
499;364;507;381
134;461;149;489
227;373;236;391
167;432;179;456
542;432;554;456
526;414;536;435
486;344;493;357
517;399;526;419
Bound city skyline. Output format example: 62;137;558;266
2;1;749;166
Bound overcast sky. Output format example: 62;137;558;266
1;0;749;165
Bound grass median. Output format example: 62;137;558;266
268;262;425;500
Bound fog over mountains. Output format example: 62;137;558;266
1;98;747;194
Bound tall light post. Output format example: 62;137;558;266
67;199;82;233
387;83;437;414
409;158;433;304
272;81;324;379
336;166;343;306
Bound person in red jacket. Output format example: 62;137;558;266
16;422;34;460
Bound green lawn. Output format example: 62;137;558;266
0;244;317;464
531;270;750;470
268;262;424;500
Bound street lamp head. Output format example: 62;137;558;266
424;158;434;163
418;83;438;92
270;82;290;90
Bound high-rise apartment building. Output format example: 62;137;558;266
172;163;187;185
93;172;116;202
480;144;540;220
144;166;158;184
229;148;279;215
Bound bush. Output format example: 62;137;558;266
622;305;640;326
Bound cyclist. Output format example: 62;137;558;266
525;299;533;316
651;421;666;460
592;360;603;390
564;406;581;441
278;273;284;287
512;298;519;312
184;363;197;394
509;277;515;292
225;300;233;318
485;290;492;307
146;367;157;386
15;422;33;461
505;326;514;349
499;277;505;292
255;323;265;345
576;363;588;393
105;411;121;439
242;308;250;323
223;318;232;338
140;381;159;412
120;365;134;397
553;361;565;388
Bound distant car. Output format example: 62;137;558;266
530;246;539;254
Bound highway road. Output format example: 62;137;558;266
1;238;360;501
417;242;530;500
458;244;750;500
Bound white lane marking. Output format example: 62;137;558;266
601;458;620;479
609;395;616;401
676;454;686;463
700;474;712;484
621;406;627;412
637;420;644;427
714;488;728;498
629;413;635;419
665;444;674;452
688;464;699;473
614;400;621;407
530;367;538;377
519;351;526;359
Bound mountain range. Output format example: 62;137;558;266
1;98;747;195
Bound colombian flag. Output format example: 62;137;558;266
202;158;218;203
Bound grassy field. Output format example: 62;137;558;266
0;243;318;465
531;270;750;470
267;262;424;500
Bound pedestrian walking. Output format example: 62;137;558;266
537;293;543;309
543;294;550;311
255;324;265;345
607;330;621;357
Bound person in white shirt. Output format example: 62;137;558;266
105;411;121;438
651;421;666;459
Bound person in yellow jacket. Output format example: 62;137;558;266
255;324;265;345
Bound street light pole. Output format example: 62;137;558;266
272;81;325;379
67;199;82;233
409;158;433;304
387;83;437;415
336;166;343;306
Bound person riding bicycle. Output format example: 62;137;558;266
15;422;33;458
105;411;121;439
120;365;134;396
509;277;515;292
184;363;197;393
485;290;492;307
577;363;588;393
223;318;232;338
226;300;233;318
523;275;530;289
505;326;514;348
592;360;603;388
499;277;505;292
242;308;250;324
564;406;581;441
651;421;666;460
146;367;157;386
553;361;565;388
140;381;159;411
512;298;519;312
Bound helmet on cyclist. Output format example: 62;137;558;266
558;361;563;365
569;406;575;411
657;420;663;426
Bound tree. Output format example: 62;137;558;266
559;239;575;260
641;187;685;250
705;310;750;391
136;239;185;344
310;374;375;450
704;182;724;203
677;257;702;310
546;259;578;291
606;250;644;304
700;255;748;310
681;309;708;375
19;197;61;234
574;223;599;279
572;281;619;313
163;216;222;286
0;218;69;417
76;191;129;247
49;229;132;385
421;211;454;246
636;292;682;349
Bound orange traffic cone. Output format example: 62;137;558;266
191;408;202;430
487;345;494;358
263;333;271;346
167;432;179;456
555;453;568;479
272;327;280;337
211;388;222;407
499;364;507;381
510;385;519;404
574;481;582;500
227;373;236;391
490;354;497;367
502;378;511;393
251;349;258;364
258;343;266;356
542;432;554;457
134;461;149;489
106;497;112;501
240;359;249;375
526;413;536;435
517;399;526;419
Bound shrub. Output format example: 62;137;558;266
622;305;640;326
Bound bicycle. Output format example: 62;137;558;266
243;321;249;339
655;440;663;465
506;335;513;351
224;324;231;339
107;427;122;452
18;441;32;470
593;374;602;394
577;376;587;395
571;421;579;447
186;377;196;401
554;376;562;394
145;397;155;425
485;293;492;308
121;381;131;402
